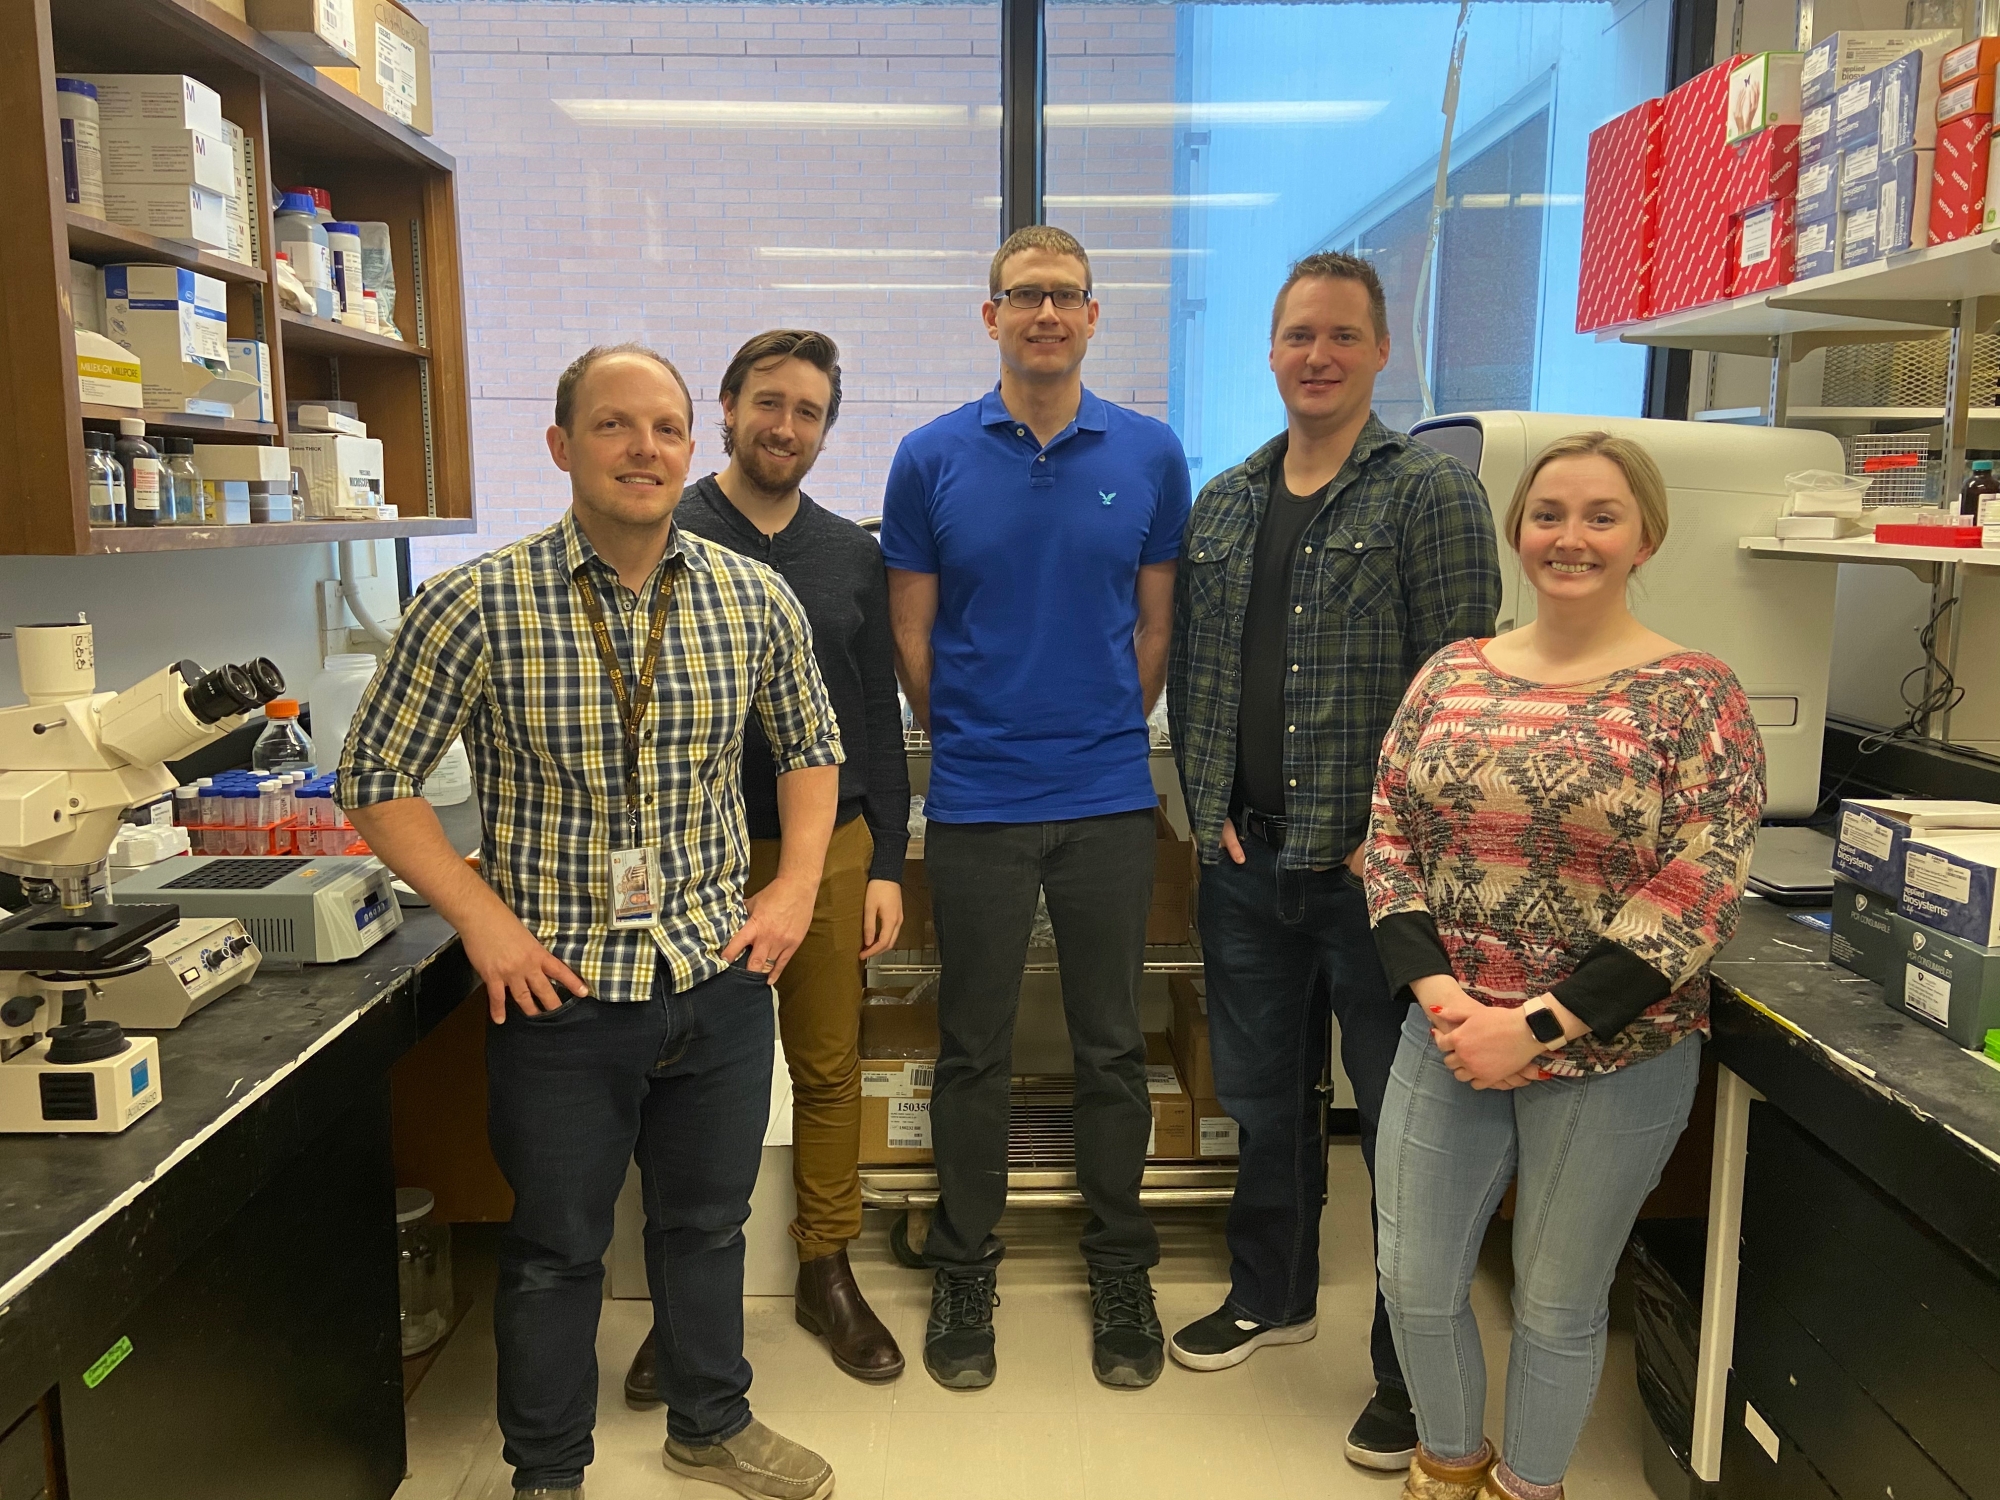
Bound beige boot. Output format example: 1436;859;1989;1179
1399;1441;1495;1500
663;1418;834;1500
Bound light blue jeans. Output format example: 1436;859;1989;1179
1376;1005;1701;1487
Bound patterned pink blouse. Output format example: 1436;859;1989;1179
1365;639;1766;1075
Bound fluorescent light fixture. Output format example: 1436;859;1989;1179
983;194;1277;209
557;99;1385;131
755;246;1209;259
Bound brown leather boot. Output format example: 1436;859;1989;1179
623;1330;660;1410
795;1247;904;1382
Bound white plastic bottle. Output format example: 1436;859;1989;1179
274;193;335;320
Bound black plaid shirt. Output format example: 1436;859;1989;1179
1167;415;1500;869
339;510;842;997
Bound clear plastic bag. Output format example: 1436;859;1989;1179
1785;467;1870;517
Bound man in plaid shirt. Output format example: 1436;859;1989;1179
343;345;843;1500
1164;254;1499;1469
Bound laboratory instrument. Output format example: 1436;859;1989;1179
111;853;402;964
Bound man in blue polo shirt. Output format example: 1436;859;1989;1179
882;225;1191;1393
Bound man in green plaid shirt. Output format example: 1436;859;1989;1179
1164;253;1499;1471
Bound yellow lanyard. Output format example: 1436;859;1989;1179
571;562;676;844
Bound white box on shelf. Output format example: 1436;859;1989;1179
98;124;236;195
73;75;224;137
102;265;227;363
99;181;230;249
1800;30;1962;107
1900;831;2000;945
192;444;294;482
291;403;366;437
69;259;104;334
226;339;272;422
75;329;142;408
288;432;384;517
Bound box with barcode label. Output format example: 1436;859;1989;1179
1898;831;2000;945
1889;913;2000;1046
858;993;937;1164
1191;1100;1240;1159
1144;1032;1192;1159
1834;799;2000;899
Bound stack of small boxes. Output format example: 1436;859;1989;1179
1931;39;2000;244
1724;53;1803;296
1830;798;2000;1048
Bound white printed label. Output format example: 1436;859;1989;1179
1802;160;1833;197
377;24;419;125
1906;850;1973;905
1740;208;1774;266
1880;77;1905;142
1846;207;1879;246
1844;143;1879;183
1840;810;1896;861
861;1063;934;1098
1802;47;1829;87
1147;1117;1156;1155
1802;103;1832;143
1743;1401;1781;1463
1198;1115;1239;1157
1940;79;1980;119
1882;178;1902;239
1905;963;1953;1023
1838;80;1873;121
321;0;356;57
1800;221;1830;257
886;1097;931;1150
130;457;162;513
1145;1065;1180;1096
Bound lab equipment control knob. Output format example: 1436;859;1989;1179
203;949;226;971
226;936;252;959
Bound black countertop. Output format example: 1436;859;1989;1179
1712;895;2000;1277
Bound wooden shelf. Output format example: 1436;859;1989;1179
78;403;278;438
65;210;265;284
278;310;425;359
1738;535;2000;568
88;517;475;554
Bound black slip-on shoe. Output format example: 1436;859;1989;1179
1167;1304;1318;1371
1345;1381;1419;1470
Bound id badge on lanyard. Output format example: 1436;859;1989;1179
573;564;675;929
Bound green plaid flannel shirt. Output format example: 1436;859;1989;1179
1167;415;1501;870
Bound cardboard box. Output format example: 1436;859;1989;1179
288;432;384;516
1577;97;1665;331
857;997;937;1165
99;123;235;195
1801;30;1962;107
101;264;241;411
1843;202;1882;264
1936;72;1995;125
1835;72;1883;152
1890;912;2000;1047
1799;155;1838;219
1830;876;1899;985
75;328;142;407
1877;48;1945;154
1833;798;2000;898
1800;100;1835;164
247;0;358;66
1899;831;2000;945
1168;973;1216;1098
1941;36;2000;87
1795;214;1841;278
1729;53;1803;144
1150;816;1194;945
1878;147;1935;253
74;74;224;136
100;181;229;248
1731;199;1796;295
1145;1033;1193;1159
1655;57;1752;315
1190;1098;1240;1159
1930;114;1993;243
1723;124;1799;213
356;0;432;134
1839;141;1883;212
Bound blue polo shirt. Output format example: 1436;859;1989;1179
881;386;1192;824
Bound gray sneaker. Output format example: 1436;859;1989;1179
663;1418;834;1500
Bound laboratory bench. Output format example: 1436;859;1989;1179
0;817;482;1500
1686;896;2000;1500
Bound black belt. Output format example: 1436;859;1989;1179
1237;806;1287;850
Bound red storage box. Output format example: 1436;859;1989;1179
1730;198;1797;295
1656;55;1753;315
1577;98;1666;331
1722;126;1800;214
1874;524;1986;546
1930;112;1994;243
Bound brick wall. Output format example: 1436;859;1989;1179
409;1;1177;577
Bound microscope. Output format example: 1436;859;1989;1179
0;617;283;1132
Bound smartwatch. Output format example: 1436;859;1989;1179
1523;999;1566;1047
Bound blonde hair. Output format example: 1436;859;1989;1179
1503;431;1670;555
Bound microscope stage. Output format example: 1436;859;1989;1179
0;902;179;971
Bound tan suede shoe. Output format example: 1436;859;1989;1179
1400;1442;1495;1500
663;1418;834;1500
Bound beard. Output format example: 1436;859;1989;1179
729;427;819;496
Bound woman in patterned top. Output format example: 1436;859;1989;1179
1363;431;1764;1500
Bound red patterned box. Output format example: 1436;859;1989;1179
1722;125;1800;215
1577;98;1666;331
1930;112;1994;244
1655;55;1753;315
1729;198;1797;294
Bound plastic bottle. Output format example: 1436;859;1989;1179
284;185;334;224
55;77;103;218
163;438;205;524
1959;460;2000;520
113;418;164;527
361;288;381;335
173;786;198;827
325;221;365;326
273;193;335;319
85;432;125;525
252;699;316;777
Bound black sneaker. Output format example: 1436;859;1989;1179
1168;1304;1318;1371
1087;1266;1164;1388
1344;1382;1419;1471
924;1266;999;1389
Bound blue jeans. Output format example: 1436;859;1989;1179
1197;837;1407;1390
1377;1006;1700;1487
486;960;774;1490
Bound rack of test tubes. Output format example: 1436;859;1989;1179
174;772;369;857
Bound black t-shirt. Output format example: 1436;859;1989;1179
1234;472;1329;815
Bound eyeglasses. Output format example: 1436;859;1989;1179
995;286;1091;310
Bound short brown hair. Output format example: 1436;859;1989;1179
1503;431;1671;555
554;342;693;431
989;225;1092;298
718;329;843;455
1270;252;1389;342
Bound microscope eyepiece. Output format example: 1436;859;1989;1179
243;658;285;703
184;663;259;723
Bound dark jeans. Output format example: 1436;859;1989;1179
1199;832;1408;1392
486;959;774;1489
924;809;1161;1270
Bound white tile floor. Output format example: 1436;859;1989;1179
395;1144;1651;1500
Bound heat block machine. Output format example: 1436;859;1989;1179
112;855;401;965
